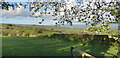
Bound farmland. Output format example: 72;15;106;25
2;36;118;56
1;24;119;57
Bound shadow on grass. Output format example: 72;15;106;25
49;34;118;57
2;36;77;56
2;36;118;57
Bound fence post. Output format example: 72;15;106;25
71;47;95;58
82;53;84;58
71;47;74;56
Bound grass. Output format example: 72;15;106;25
2;36;118;56
2;36;77;56
1;24;118;57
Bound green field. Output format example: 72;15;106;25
1;24;119;57
2;36;118;56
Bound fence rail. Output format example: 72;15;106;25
71;47;95;58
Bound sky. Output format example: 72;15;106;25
0;0;81;25
0;0;118;28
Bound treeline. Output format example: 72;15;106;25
1;24;50;37
46;34;118;44
1;24;63;37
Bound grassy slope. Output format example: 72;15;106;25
2;36;118;56
1;24;118;56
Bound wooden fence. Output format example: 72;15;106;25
71;47;95;58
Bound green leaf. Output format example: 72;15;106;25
39;22;42;24
91;23;96;26
42;19;44;21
